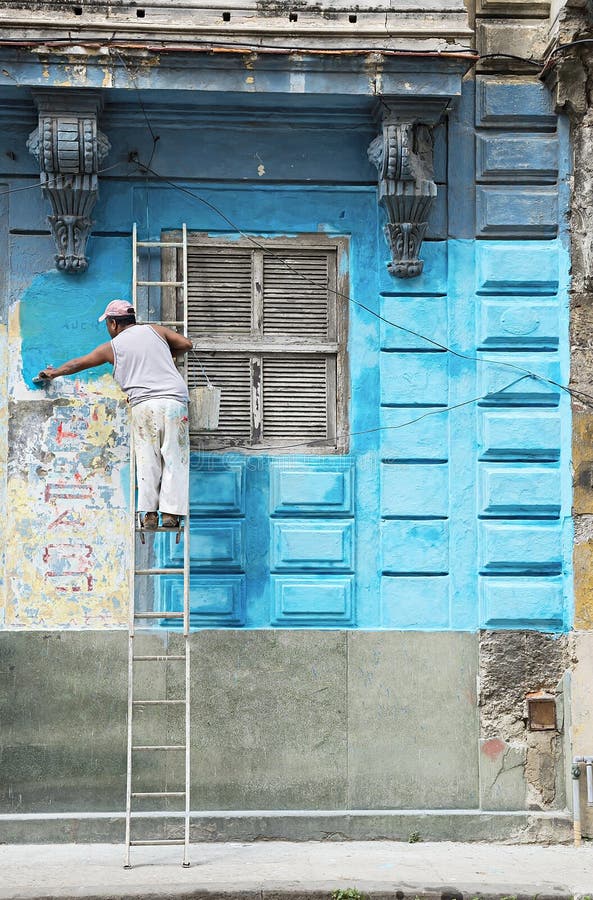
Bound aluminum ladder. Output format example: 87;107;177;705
124;223;191;868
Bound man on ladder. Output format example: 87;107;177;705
35;299;193;529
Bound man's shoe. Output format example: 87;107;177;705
141;511;159;530
161;513;181;529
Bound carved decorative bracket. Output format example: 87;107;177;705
368;107;438;278
27;90;110;273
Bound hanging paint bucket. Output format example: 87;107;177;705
188;383;221;430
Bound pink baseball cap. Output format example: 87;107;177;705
98;300;136;322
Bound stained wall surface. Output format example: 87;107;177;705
0;48;576;840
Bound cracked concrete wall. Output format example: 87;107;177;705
479;631;571;812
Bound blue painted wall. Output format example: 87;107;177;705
12;75;571;632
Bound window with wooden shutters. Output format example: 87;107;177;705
163;233;348;452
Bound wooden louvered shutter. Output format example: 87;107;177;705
180;235;347;452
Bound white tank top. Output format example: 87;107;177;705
112;325;189;407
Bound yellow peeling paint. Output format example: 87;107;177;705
574;539;593;630
5;307;132;627
101;67;113;89
0;324;8;625
246;76;255;84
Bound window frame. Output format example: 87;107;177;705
162;231;350;455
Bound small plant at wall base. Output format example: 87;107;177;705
331;889;364;900
408;830;421;843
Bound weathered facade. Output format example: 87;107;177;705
0;0;587;843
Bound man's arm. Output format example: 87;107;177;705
37;342;114;380
152;325;193;357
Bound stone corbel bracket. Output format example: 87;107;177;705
27;90;110;273
369;102;441;278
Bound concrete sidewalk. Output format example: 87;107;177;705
1;841;593;900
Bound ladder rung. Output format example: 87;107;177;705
130;839;186;846
132;699;185;705
131;791;186;798
133;655;186;661
136;321;185;328
133;745;186;751
134;611;185;619
137;280;184;286
136;241;185;248
135;525;185;533
135;568;184;575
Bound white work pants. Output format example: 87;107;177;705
131;398;189;516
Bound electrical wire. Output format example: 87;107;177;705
193;375;534;453
133;158;593;410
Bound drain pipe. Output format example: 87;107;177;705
572;756;593;846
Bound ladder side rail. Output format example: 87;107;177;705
124;404;137;867
181;223;191;868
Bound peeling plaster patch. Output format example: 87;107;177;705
479;630;571;810
245;76;255;85
5;396;130;629
0;324;8;624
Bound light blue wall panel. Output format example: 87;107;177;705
478;411;561;462
476;134;558;182
380;353;448;407
477;299;559;351
478;465;561;518
380;296;448;351
269;461;354;517
161;575;246;626
478;355;561;406
382;464;449;518
381;520;449;574
189;460;245;516
380;408;449;462
476;77;556;129
479;577;563;629
271;575;354;626
164;521;244;571
381;576;450;628
479;522;563;575
476;241;559;295
270;520;354;571
476;186;558;238
377;241;448;296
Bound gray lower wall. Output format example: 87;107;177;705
0;630;572;843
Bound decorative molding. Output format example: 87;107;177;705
27;90;110;273
368;107;438;278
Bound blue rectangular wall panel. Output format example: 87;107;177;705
163;520;244;571
479;577;564;629
476;241;559;295
377;241;448;296
476;77;556;129
476;186;558;239
160;574;246;627
271;575;354;626
381;575;450;628
382;464;449;518
476;134;558;182
479;522;563;575
380;407;449;462
478;465;561;518
269;461;354;517
380;296;448;351
189;459;245;516
479;410;561;462
381;520;449;574
270;520;354;571
380;353;448;407
477;298;559;351
478;356;561;407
